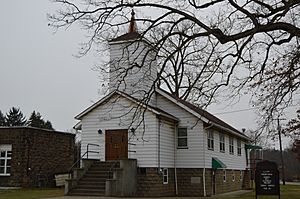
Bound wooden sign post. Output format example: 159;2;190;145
255;160;280;199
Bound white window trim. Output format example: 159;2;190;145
163;168;168;184
0;145;12;176
177;127;188;149
208;130;214;150
219;133;225;152
237;140;242;156
229;137;234;155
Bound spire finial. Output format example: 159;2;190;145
128;9;137;33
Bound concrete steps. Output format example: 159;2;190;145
68;161;119;196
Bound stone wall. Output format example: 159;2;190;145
176;168;211;196
135;167;250;197
136;168;175;196
0;127;75;187
214;169;243;194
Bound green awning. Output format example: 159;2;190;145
212;157;227;169
245;144;262;150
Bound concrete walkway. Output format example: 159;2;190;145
281;181;300;185
42;190;252;199
212;189;252;197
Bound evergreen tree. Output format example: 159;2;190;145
27;111;44;128
27;111;54;130
44;120;54;130
0;111;6;126
5;107;27;126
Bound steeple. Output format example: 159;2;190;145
109;9;140;42
108;9;157;106
128;9;137;33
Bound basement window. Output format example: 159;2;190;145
0;145;12;176
163;168;168;184
223;169;226;182
232;171;235;182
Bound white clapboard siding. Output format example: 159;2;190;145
159;119;175;168
157;94;248;170
81;94;159;167
128;122;158;167
156;94;205;168
109;41;157;106
203;129;247;170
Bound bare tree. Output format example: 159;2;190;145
283;108;300;138
292;139;300;161
49;0;300;132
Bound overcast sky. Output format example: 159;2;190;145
0;1;292;148
0;1;99;132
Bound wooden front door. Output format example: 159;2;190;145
105;129;128;161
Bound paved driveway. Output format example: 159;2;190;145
43;197;206;199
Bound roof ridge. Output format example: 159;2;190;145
156;88;249;139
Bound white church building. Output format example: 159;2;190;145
68;11;252;197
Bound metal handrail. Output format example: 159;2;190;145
86;143;100;159
68;143;100;178
128;142;136;153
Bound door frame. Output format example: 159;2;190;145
105;129;128;161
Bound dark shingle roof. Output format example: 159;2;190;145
157;88;248;138
109;32;141;42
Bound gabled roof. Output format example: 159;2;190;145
75;90;178;122
156;88;250;140
109;32;142;43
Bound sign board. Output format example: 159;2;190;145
191;177;201;184
255;160;280;199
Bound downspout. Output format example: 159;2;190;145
174;122;178;195
158;117;161;173
202;130;206;197
203;123;213;197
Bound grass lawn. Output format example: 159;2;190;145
0;185;298;199
215;185;300;199
0;188;64;199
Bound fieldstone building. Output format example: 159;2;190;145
0;127;75;187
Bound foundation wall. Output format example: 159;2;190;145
136;168;175;196
136;167;251;197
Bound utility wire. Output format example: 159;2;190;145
213;108;257;115
213;100;300;115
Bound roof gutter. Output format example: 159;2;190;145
208;122;250;141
